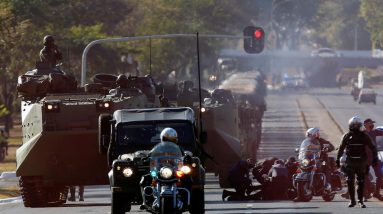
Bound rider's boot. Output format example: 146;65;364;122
347;180;356;207
357;180;366;208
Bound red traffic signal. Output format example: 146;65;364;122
243;26;265;54
254;29;263;39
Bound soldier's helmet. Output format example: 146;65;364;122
43;35;55;46
160;127;178;144
116;74;128;87
348;116;362;131
306;127;320;139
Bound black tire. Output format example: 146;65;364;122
99;114;112;154
92;73;117;88
189;187;205;214
112;192;127;214
161;197;175;214
297;182;311;202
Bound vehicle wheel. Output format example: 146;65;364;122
297;182;311;202
322;193;335;202
99;114;112;154
112;192;127;214
189;187;205;214
161;197;175;214
19;176;48;207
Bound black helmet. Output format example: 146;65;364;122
43;35;55;46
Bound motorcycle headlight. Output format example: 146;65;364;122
159;167;173;179
301;159;310;167
180;165;191;174
122;167;133;177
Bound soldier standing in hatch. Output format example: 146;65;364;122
40;35;63;67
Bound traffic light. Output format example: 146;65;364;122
243;26;265;54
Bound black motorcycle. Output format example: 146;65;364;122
293;147;335;202
142;149;197;214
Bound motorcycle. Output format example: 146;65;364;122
293;146;335;202
141;146;199;214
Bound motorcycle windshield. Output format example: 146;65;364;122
299;139;321;160
298;150;319;160
150;142;183;171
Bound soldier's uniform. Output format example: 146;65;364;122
39;35;63;67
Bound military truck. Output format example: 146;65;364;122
16;64;159;207
100;107;205;214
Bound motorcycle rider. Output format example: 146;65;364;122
336;116;378;208
299;128;335;179
140;127;183;209
363;118;383;200
295;127;335;201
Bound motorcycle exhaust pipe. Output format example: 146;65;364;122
144;186;154;196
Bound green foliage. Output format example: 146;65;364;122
0;104;10;117
360;0;383;48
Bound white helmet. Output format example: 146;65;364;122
160;127;178;144
348;116;362;131
306;127;320;139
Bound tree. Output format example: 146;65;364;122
0;1;31;132
360;0;383;49
311;0;371;50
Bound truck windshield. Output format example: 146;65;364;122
116;121;195;153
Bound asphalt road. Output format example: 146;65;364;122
1;87;383;213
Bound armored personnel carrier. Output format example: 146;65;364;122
16;63;159;207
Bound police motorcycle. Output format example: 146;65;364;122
293;144;335;202
141;143;203;214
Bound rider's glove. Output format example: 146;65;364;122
335;159;340;168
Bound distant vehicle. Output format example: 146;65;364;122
358;88;376;104
281;76;308;89
311;48;341;57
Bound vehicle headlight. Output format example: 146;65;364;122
301;159;310;167
122;167;133;177
180;165;191;174
159;167;173;179
200;107;206;113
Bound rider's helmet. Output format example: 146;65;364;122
306;127;320;139
348;116;362;131
43;35;55;46
160;127;178;144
